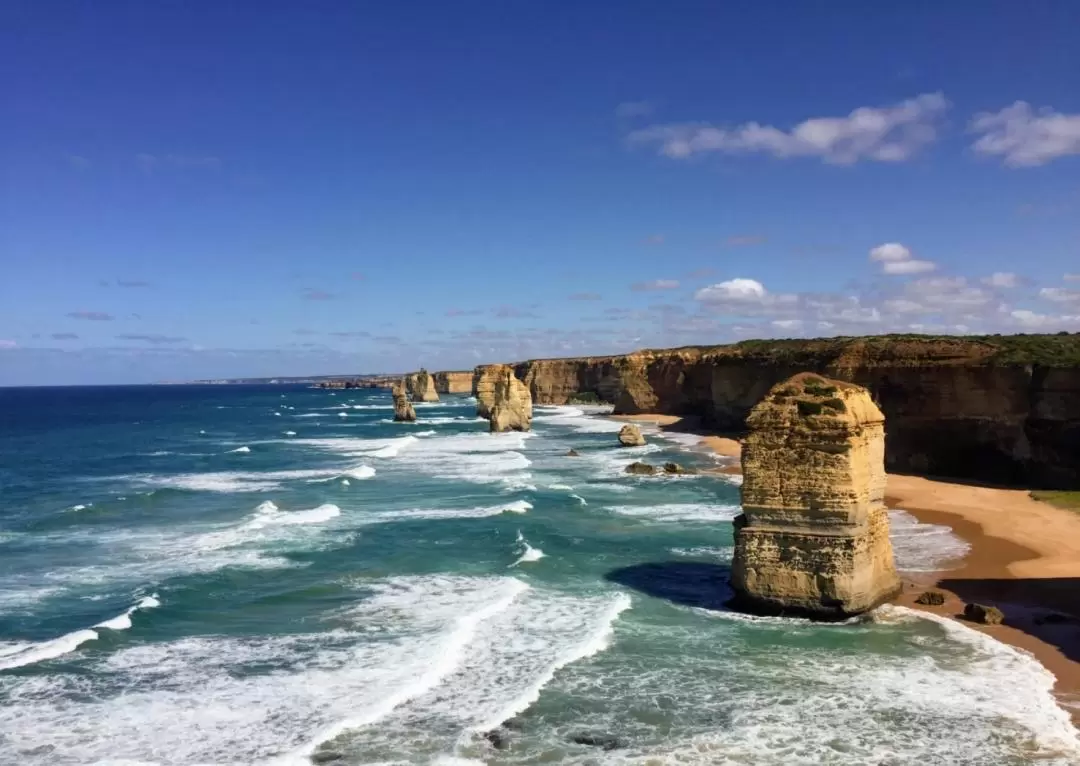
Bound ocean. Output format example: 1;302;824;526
0;384;1076;765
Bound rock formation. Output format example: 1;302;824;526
392;381;416;422
411;369;440;403
433;370;473;394
487;367;533;433
625;462;656;475
730;373;901;619
617;424;646;447
473;364;508;419
472;333;1080;488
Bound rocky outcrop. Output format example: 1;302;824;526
617;424;645;447
433;370;473;394
487;367;532;433
473;364;506;419
964;603;1004;624
392;381;416;422
411;369;440;403
474;334;1080;488
731;374;902;619
625;462;656;475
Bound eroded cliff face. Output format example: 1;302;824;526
731;374;901;618
474;336;1080;487
410;370;440;403
392;380;416;422
433;371;473;394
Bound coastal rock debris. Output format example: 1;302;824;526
964;602;1005;624
731;373;902;619
617;424;646;447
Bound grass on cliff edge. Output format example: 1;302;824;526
1030;491;1080;513
724;332;1080;367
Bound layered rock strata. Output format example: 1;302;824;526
411;369;440;403
473;334;1080;488
433;370;474;394
731;373;901;619
392;381;416;422
481;366;533;433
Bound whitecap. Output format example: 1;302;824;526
227;446;252;454
889;509;970;573
606;502;741;523
284;431;297;436
341;465;375;480
509;541;545;567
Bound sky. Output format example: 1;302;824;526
2;2;1079;385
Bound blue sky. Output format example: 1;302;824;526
2;2;1078;385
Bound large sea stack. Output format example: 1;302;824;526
411;369;440;403
392;380;416;422
731;373;901;619
481;366;533;433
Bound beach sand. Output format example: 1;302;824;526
611;412;1080;722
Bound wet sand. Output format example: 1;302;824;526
611;412;1080;722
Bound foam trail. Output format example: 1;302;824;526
284;431;296;436
342;465;375;480
0;594;160;670
246;502;341;529
509;542;545;567
570;494;587;506
288;579;529;762
468;592;632;734
227;446;251;454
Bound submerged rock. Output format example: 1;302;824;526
410;368;440;403
964;603;1004;624
484;729;509;750
392;380;416;422
617;424;646;447
571;734;626;751
662;461;697;475
625;461;656;475
566;448;580;457
915;590;946;606
731;373;902;619
488;367;533;433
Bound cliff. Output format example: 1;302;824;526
433;370;473;394
474;334;1080;488
410;369;440;403
731;374;901;618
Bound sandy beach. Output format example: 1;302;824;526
613;412;1080;722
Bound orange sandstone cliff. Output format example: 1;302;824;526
433;371;473;394
473;334;1080;488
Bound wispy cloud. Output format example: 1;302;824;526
494;306;540;319
350;272;365;281
51;332;79;340
446;309;484;317
970;102;1080;167
981;272;1022;288
0;340;17;349
868;242;937;275
116;334;187;344
67;155;91;170
329;331;371;338
569;292;602;301
301;288;337;301
293;328;318;336
686;267;717;279
116;280;151;288
642;234;665;245
616;101;654;119
67;311;115;321
136;153;221;173
629;92;948;165
724;234;767;247
631;279;680;292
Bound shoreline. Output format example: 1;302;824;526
611;412;1080;724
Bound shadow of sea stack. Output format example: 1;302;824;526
730;373;901;619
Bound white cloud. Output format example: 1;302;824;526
1065;273;1080;282
616;101;654;118
882;259;937;275
1010;309;1080;329
869;242;936;275
771;319;803;330
631;279;680;291
970;101;1080;167
981;272;1021;288
883;299;925;314
628;93;947;165
1040;287;1080;304
695;278;767;302
0;340;17;349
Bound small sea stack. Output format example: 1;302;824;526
617;424;645;447
392;380;416;422
731;373;901;619
411;369;440;403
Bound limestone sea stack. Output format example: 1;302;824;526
485;367;533;433
731;373;901;619
392;381;416;422
473;364;505;419
617;424;645;447
411;369;440;403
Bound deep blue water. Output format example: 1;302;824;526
0;384;1076;765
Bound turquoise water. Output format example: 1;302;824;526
0;384;1076;765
